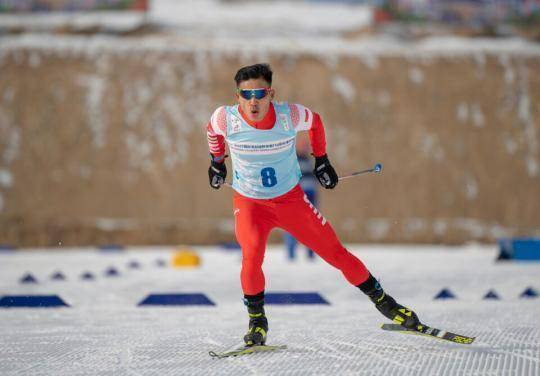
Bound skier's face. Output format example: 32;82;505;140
236;78;274;122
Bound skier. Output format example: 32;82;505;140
206;63;420;347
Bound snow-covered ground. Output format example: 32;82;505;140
1;244;539;375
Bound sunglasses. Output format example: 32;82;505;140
238;88;270;100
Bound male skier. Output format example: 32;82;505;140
206;63;420;347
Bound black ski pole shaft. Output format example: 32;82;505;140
338;163;382;181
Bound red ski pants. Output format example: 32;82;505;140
233;184;370;295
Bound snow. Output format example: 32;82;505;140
0;0;539;58
464;173;479;201
471;103;485;128
366;219;391;240
0;0;372;35
0;168;13;188
77;74;107;148
1;3;539;371
516;64;539;178
0;244;539;375
0;114;20;165
331;75;357;104
408;67;424;84
456;102;468;123
0;104;20;209
2;33;540;60
150;0;373;36
0;11;147;33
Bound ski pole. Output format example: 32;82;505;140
221;163;382;187
338;163;382;181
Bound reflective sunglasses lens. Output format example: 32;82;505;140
239;90;252;100
253;89;268;99
239;89;267;100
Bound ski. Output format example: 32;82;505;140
209;344;287;359
381;323;475;345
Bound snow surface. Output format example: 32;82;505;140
1;244;539;375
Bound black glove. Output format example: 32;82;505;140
313;154;338;189
208;156;227;189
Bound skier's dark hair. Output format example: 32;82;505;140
234;63;273;87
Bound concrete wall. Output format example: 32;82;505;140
1;46;539;246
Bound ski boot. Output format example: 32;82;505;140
359;274;420;329
243;293;268;346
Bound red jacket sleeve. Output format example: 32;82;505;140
309;112;327;157
206;121;226;160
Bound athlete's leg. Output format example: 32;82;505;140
276;186;420;328
233;193;276;295
275;185;369;286
304;189;317;259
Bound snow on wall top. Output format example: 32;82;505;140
2;34;540;58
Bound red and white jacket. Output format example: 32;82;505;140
206;102;327;161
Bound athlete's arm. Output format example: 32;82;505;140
206;107;228;189
207;106;227;162
290;103;338;189
207;122;226;161
289;103;326;157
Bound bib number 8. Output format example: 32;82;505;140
261;167;277;188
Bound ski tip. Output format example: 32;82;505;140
456;336;476;345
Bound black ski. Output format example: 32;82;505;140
381;323;475;345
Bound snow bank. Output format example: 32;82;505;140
2;33;540;59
